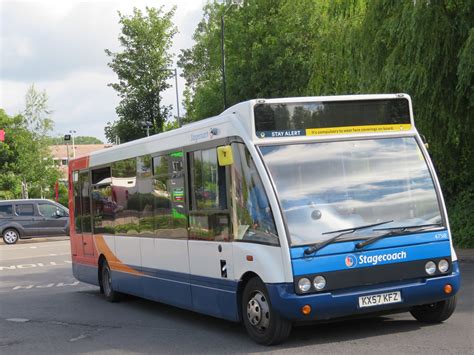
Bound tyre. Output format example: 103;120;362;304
101;260;121;302
242;277;292;345
3;229;19;245
410;295;457;323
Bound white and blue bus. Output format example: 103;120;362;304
68;94;460;345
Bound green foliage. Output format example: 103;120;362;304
105;6;178;143
46;136;103;145
180;0;473;246
0;86;61;199
447;189;474;248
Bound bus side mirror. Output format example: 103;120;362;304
420;134;429;150
217;145;234;166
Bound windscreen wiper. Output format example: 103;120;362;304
303;220;393;255
355;223;443;249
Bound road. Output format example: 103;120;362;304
0;240;473;354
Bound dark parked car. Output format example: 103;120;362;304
0;199;69;245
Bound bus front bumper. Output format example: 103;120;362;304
266;261;461;322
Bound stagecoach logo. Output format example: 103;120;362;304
345;254;357;268
191;128;219;143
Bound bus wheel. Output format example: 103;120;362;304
3;229;19;245
410;296;457;323
242;277;292;345
101;260;121;302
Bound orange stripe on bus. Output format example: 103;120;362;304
95;235;142;276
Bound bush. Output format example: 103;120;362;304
448;189;474;248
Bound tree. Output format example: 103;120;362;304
0;108;60;199
105;6;177;143
179;0;473;246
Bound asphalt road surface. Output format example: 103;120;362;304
0;239;472;354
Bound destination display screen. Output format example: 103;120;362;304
254;98;411;138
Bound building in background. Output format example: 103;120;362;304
50;144;113;180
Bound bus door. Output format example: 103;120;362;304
187;146;236;320
78;171;94;256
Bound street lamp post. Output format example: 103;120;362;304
69;130;77;158
220;0;243;111
158;68;181;127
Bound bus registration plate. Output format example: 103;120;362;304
358;291;401;308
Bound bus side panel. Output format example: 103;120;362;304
233;242;287;284
188;240;239;322
141;238;192;310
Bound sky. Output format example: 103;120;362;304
0;0;207;142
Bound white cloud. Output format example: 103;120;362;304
0;0;205;141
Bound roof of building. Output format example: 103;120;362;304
50;144;113;159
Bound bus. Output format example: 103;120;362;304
68;94;460;345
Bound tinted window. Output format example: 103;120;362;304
79;172;92;233
153;152;186;239
16;204;35;216
189;148;229;241
192;149;227;210
112;158;139;235
91;167;114;235
38;204;58;217
0;204;13;217
73;171;82;234
254;99;410;138
231;144;279;245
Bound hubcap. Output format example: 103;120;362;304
4;231;18;244
247;291;270;331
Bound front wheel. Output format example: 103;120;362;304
242;278;292;345
3;229;19;245
410;296;457;323
101;260;121;302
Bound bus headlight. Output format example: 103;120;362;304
313;276;326;290
438;259;449;273
425;261;436;275
298;278;311;292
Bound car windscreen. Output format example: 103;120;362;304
260;137;443;246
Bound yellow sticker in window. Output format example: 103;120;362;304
306;124;412;136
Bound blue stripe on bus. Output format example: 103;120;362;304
290;230;450;259
291;240;451;276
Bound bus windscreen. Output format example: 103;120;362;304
254;98;411;138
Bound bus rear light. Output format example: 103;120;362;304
444;284;453;294
246;255;253;261
301;305;312;315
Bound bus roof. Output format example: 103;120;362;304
73;94;415;169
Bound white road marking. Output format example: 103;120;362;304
30;246;37;249
69;334;88;342
12;281;80;290
6;318;30;322
0;260;72;271
0;252;70;261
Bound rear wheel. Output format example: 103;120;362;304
410;296;457;323
101;260;121;302
3;229;19;245
242;278;292;345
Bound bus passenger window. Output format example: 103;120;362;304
189;148;230;241
152;151;187;239
231;144;279;246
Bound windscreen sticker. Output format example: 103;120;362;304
257;124;411;138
